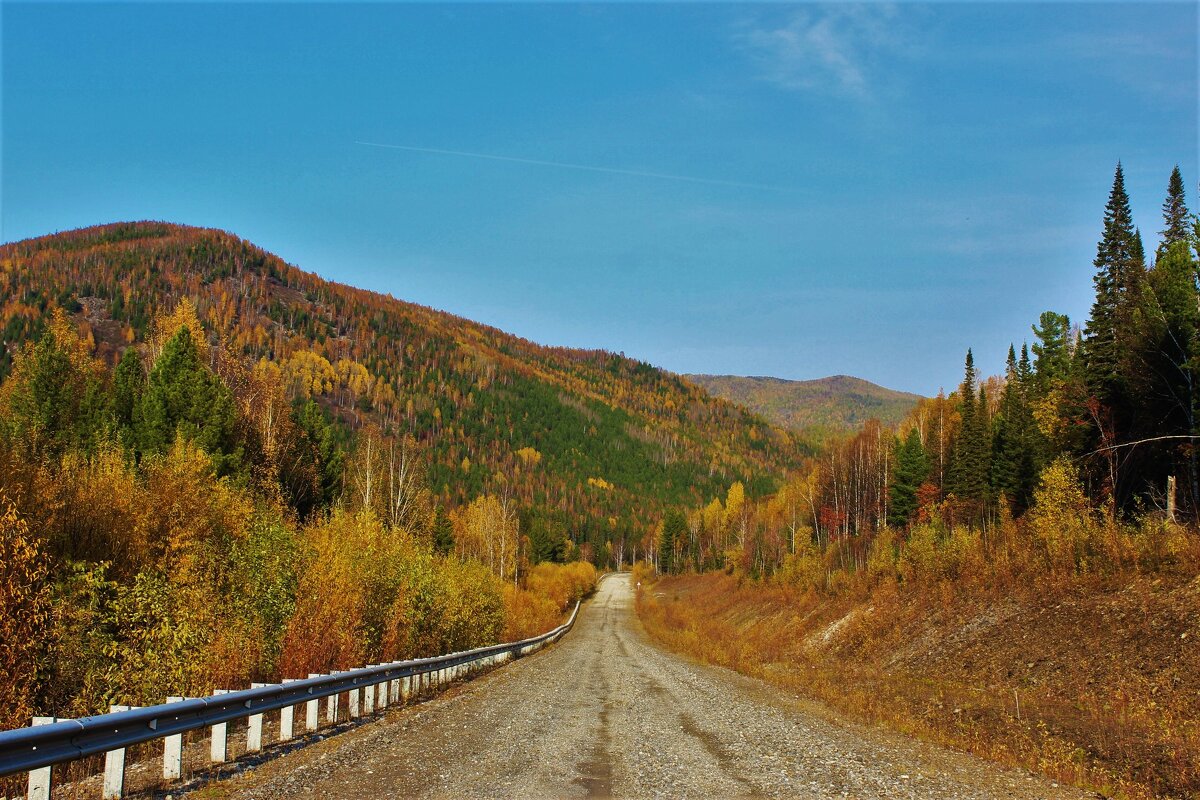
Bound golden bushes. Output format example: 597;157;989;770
0;499;52;732
502;561;596;641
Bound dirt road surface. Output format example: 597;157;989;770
212;574;1091;799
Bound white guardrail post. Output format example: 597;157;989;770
306;675;322;731
0;599;582;798
163;696;185;780
279;680;297;741
247;685;267;752
26;717;55;800
102;705;132;799
210;690;230;764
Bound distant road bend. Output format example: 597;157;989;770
217;575;1087;799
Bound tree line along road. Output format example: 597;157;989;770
208;574;1089;799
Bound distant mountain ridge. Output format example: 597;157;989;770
685;374;922;437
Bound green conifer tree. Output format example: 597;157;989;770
949;349;990;506
137;328;241;475
659;509;687;575
1031;311;1072;392
1158;165;1191;254
112;347;145;449
888;428;929;527
1083;163;1144;405
433;506;455;556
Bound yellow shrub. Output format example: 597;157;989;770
1026;458;1101;574
0;499;51;730
776;541;825;590
899;524;938;584
866;527;899;582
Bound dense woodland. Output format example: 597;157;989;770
0;296;599;737
0;212;804;736
0;221;808;564
652;164;1199;582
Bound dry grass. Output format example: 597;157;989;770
638;567;1200;800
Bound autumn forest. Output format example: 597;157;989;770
0;161;1197;797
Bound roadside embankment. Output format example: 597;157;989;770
637;570;1199;799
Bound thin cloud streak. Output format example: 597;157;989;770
355;141;787;191
735;4;913;101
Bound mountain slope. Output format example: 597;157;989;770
686;374;922;437
0;222;811;544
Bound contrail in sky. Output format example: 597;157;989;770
355;140;785;191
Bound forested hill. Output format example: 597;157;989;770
687;374;922;438
0;221;810;543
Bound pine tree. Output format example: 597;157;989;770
112;347;145;449
137;327;241;475
293;400;344;508
991;347;1021;500
433;506;455;556
1;315;108;458
1084;163;1145;403
1031;311;1073;393
888;428;929;527
1138;237;1200;515
948;350;990;506
659;509;687;575
1158;165;1191;254
991;345;1040;515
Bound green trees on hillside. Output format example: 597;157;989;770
0;300;598;732
875;163;1198;532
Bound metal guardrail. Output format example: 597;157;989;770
0;599;581;795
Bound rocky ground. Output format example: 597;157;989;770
195;574;1092;799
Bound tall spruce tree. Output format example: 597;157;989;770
659;509;687;575
112;347;145;450
888;428;929;527
949;349;990;506
991;345;1039;514
1136;170;1199;514
1159;165;1191;255
1084;163;1144;403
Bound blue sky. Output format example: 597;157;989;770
2;2;1196;395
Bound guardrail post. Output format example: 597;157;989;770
102;705;132;799
210;690;230;763
306;675;321;731
348;684;361;719
163;697;185;780
378;673;390;710
363;669;376;715
247;683;267;752
27;716;57;800
280;680;297;741
326;676;341;724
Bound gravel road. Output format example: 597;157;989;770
214;574;1091;799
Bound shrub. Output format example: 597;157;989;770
899;524;938;584
0;499;52;730
1026;458;1102;574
